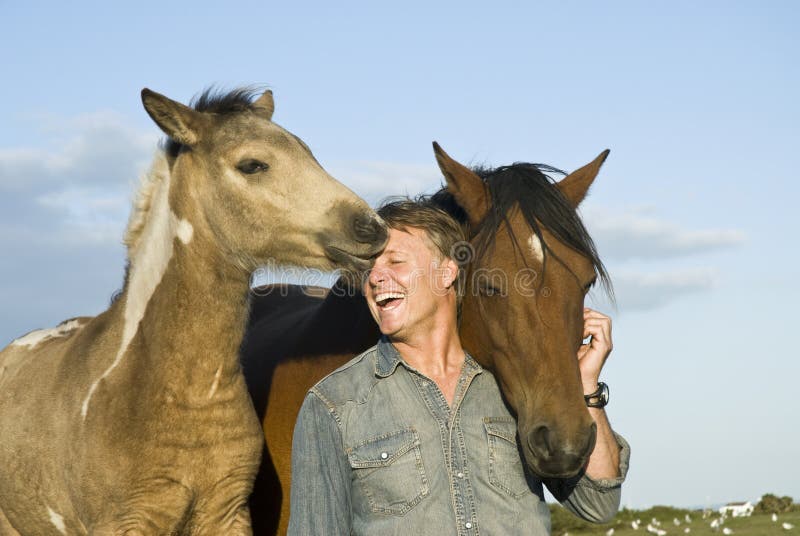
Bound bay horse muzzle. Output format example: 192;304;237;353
524;421;597;478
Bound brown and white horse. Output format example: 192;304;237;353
242;142;612;534
0;88;386;535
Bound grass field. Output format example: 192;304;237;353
551;505;800;536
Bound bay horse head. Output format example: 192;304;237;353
139;88;387;275
433;142;611;478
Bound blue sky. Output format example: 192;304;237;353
1;1;798;510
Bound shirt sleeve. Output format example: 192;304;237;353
544;432;631;524
287;391;352;536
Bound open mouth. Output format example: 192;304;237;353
375;291;405;311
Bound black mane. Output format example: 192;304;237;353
163;86;265;158
430;162;612;297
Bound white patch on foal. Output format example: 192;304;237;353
207;364;223;399
81;160;194;420
11;319;84;350
527;233;544;262
47;507;67;535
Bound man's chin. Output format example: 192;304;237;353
377;317;407;339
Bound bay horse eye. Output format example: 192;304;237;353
236;159;270;175
583;278;597;294
480;284;501;297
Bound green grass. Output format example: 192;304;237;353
550;505;800;536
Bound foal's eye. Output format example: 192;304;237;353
236;159;270;175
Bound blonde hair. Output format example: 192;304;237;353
377;197;467;305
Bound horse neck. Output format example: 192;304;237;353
116;169;251;399
139;242;251;389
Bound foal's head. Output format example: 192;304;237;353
433;143;611;478
139;87;387;274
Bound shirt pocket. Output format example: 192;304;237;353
346;427;430;515
484;417;530;498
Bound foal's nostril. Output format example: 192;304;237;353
354;214;388;244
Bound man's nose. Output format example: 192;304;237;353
368;266;389;285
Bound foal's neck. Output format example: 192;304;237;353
119;165;253;401
137;241;252;398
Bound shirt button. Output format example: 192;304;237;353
457;472;464;478
465;522;473;529
380;452;388;460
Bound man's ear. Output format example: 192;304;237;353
444;257;459;289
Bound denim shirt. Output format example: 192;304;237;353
289;338;630;536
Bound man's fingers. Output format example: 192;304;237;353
583;320;610;338
582;320;613;352
584;308;611;322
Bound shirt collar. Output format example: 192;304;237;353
375;336;403;377
375;335;484;378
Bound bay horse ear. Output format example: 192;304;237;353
432;142;489;228
141;88;208;147
252;89;275;121
556;149;610;208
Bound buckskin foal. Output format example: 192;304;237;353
0;88;386;535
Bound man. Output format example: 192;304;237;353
289;199;629;535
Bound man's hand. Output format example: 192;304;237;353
577;308;613;393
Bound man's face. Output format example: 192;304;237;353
363;226;455;340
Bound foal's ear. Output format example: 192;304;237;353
433;142;489;228
141;88;209;147
557;150;610;208
252;90;275;121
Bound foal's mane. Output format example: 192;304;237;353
123;87;265;256
430;162;612;296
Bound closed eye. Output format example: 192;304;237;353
236;159;270;175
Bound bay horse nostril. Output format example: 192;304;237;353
528;424;553;458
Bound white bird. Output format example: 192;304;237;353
722;528;734;535
646;524;659;534
685;514;692;523
684;528;691;534
605;529;615;536
652;518;661;527
773;513;778;522
710;518;720;529
783;522;795;530
674;517;682;526
632;520;641;530
657;530;667;536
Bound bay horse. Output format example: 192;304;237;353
242;142;612;534
0;87;386;535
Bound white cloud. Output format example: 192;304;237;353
0;111;156;247
583;206;746;261
0;112;153;344
588;267;718;312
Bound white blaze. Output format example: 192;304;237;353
528;233;544;262
81;170;193;419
